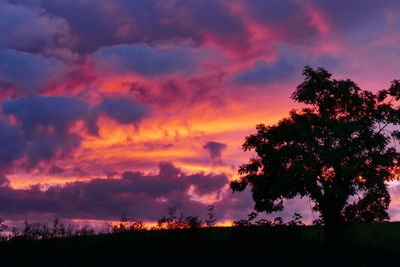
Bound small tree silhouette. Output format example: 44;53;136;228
205;205;217;227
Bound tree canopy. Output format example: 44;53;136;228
231;67;400;229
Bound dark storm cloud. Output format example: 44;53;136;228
0;1;72;52
85;97;150;135
0;120;25;167
0;49;68;93
1;95;150;168
203;141;227;164
2;96;87;168
0;118;79;172
4;95;150;136
25;133;82;168
33;0;248;54
0;162;229;220
3;95;88;138
10;0;324;56
99;98;149;125
92;44;201;76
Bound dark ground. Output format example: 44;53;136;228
1;223;400;266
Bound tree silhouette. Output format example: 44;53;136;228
231;66;400;234
205;205;217;227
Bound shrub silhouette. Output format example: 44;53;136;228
232;212;304;227
0;218;97;241
110;215;146;233
157;207;202;229
231;66;400;235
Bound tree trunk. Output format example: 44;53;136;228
323;210;345;239
319;201;346;242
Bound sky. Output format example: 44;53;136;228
1;0;400;225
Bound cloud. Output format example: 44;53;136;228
233;59;296;86
4;95;150;137
98;98;149;125
92;44;201;77
0;49;68;93
3;95;88;138
0;116;80;174
0;172;9;186
25;133;81;167
29;0;248;54
313;0;388;31
0;162;229;220
129;74;224;109
85;97;150;136
2;96;87;168
231;52;338;86
241;0;320;44
203;141;227;164
0;1;72;52
158;0;250;51
1;95;150;169
0;120;26;168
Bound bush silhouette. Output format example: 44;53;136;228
157;207;202;229
110;215;146;233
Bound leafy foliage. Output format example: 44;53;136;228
231;66;400;228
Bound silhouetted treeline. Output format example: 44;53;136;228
0;206;309;242
0;206;212;241
1;221;400;266
4;205;400;266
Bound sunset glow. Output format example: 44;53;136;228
1;0;400;225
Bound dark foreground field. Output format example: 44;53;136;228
1;223;400;266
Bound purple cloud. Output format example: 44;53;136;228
313;0;388;31
30;0;248;54
0;49;68;93
99;98;150;125
0;120;25;168
242;0;319;45
203;141;227;165
0;162;229;220
233;59;296;86
4;95;88;138
92;44;202;77
0;1;72;52
232;52;338;86
1;95;150;169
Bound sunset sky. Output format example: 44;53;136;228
1;0;400;225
